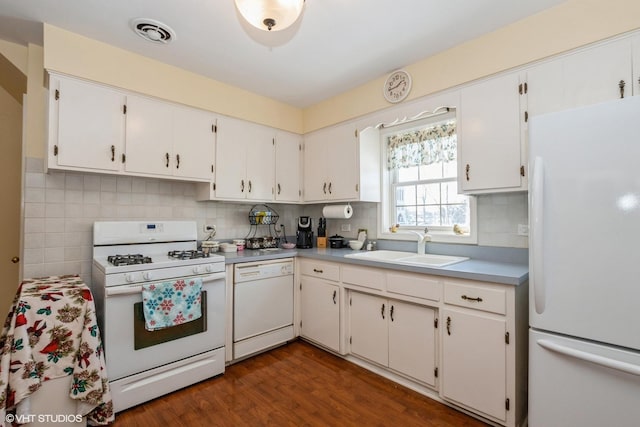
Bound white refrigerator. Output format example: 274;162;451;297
528;96;640;427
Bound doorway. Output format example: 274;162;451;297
0;84;23;317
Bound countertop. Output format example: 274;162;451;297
217;247;528;286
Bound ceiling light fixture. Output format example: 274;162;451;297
234;0;305;32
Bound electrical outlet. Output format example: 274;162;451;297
341;224;351;232
517;224;529;236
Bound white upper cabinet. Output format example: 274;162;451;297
214;116;275;201
124;95;174;177
48;74;126;173
274;131;302;202
303;123;380;202
48;73;215;182
172;105;217;181
125;95;216;181
527;37;633;118
458;72;526;194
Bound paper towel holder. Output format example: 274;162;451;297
322;203;353;219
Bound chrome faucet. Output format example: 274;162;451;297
408;227;431;255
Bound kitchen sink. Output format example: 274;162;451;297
345;250;415;261
344;250;468;268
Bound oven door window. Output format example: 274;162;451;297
133;291;208;350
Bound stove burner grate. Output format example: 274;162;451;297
168;250;209;260
108;254;153;266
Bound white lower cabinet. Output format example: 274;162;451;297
296;260;527;427
441;307;507;421
349;292;437;387
349;292;388;366
299;260;342;353
440;278;527;427
300;276;340;353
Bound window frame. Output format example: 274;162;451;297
377;110;477;244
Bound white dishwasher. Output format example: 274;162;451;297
233;258;294;360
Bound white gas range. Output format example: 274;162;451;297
91;220;226;412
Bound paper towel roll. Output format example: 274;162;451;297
322;204;353;219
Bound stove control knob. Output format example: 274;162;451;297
143;271;153;281
125;273;136;283
205;264;213;273
193;266;202;275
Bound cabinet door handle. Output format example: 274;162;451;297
446;316;451;335
465;164;470;181
313;268;323;274
241;179;245;192
381;303;385;319
461;295;483;303
323;182;327;194
11;256;19;264
248;180;252;193
332;290;337;305
328;182;332;194
277;183;281;195
619;80;625;98
176;154;180;169
390;305;394;322
165;152;170;168
111;145;115;162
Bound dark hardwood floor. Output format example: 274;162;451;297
112;340;488;426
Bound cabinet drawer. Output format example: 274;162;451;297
387;272;441;302
341;265;385;291
299;260;340;282
444;280;506;315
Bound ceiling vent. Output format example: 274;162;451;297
131;18;176;44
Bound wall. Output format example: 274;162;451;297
22;156;303;285
42;25;303;142
303;0;640;132
22;160;526;288
39;0;640;139
301;195;528;250
13;0;640;287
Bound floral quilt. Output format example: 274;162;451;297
0;275;114;426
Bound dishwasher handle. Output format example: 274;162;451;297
234;259;294;283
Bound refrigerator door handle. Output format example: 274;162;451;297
531;156;546;314
537;339;640;377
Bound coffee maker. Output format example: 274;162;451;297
296;216;313;248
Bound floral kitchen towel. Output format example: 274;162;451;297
141;278;202;331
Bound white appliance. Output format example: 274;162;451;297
233;259;294;360
528;96;640;426
91;221;226;412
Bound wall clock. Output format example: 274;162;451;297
383;69;412;103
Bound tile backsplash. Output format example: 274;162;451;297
22;157;528;285
23;157;302;284
301;194;529;249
